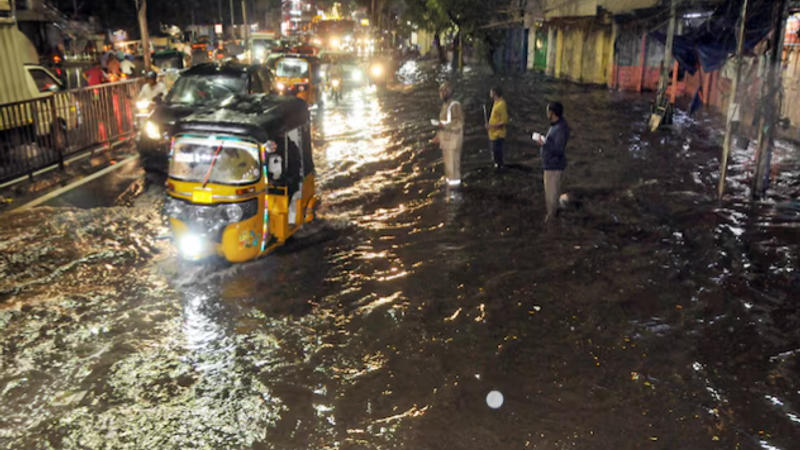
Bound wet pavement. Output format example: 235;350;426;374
1;62;799;449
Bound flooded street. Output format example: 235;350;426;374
1;63;799;449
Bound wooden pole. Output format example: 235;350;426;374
136;0;151;70
241;0;249;49
753;0;788;198
657;0;677;97
718;0;749;199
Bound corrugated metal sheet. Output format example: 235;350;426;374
0;21;35;104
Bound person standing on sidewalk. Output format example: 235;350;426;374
486;87;508;170
431;81;464;186
533;101;569;223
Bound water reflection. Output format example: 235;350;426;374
1;62;799;448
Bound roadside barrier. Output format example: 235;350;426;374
0;78;141;184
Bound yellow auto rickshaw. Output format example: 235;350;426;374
272;54;321;105
164;94;318;262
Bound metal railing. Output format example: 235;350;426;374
0;78;141;184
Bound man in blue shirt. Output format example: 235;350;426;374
533;101;569;223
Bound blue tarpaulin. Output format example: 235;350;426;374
651;0;775;74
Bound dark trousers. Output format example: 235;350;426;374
490;138;504;166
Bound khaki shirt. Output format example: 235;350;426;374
438;99;464;150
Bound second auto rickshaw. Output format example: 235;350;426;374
272;54;322;105
164;94;318;262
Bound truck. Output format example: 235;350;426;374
0;13;80;155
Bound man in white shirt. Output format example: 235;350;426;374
137;72;167;102
120;57;135;77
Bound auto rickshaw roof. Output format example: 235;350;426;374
181;62;263;77
273;53;320;63
153;49;183;57
174;94;309;143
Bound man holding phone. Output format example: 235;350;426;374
532;101;569;223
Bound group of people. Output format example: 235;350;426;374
432;81;570;223
82;51;137;86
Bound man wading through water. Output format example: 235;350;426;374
486;86;508;170
533;101;569;223
431;81;464;186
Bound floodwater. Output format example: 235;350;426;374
1;62;798;449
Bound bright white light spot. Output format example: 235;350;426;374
486;390;503;409
179;233;205;259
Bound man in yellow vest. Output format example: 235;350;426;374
486;86;508;170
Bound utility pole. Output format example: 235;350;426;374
135;0;151;70
649;0;676;130
230;0;235;27
241;0;250;48
752;0;788;198
718;0;749;200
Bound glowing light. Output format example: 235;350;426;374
370;64;383;77
178;233;205;259
486;390;504;409
144;120;161;139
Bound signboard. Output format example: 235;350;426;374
214;23;223;35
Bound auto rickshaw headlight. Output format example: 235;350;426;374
223;203;244;222
144;120;161;139
178;233;205;259
370;64;383;78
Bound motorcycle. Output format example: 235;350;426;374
135;94;163;133
329;77;342;102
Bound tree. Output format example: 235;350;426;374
402;0;509;69
402;0;449;62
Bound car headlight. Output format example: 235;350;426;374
222;203;243;222
178;233;206;259
276;82;286;91
144;120;161;139
370;64;383;77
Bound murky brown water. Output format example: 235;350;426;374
1;61;799;449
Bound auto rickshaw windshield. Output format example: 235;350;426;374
167;74;246;106
169;137;261;185
276;58;309;78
